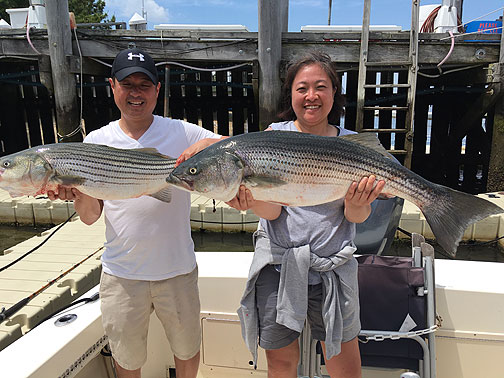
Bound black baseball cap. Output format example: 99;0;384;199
111;48;158;84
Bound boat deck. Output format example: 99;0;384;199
0;189;503;351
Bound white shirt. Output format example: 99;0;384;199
85;115;219;280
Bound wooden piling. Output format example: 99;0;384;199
258;0;288;130
487;10;504;192
45;0;81;142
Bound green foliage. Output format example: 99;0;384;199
0;0;29;23
68;0;112;24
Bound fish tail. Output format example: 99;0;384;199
421;186;503;257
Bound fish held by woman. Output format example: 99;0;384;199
0;143;176;202
167;130;503;256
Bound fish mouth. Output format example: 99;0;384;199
166;174;194;192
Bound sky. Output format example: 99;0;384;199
104;0;504;32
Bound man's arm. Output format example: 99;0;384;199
47;187;103;225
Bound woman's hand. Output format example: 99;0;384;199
226;185;255;211
226;185;282;220
344;175;386;223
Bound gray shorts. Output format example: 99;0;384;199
255;264;327;350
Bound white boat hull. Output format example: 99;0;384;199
0;252;503;378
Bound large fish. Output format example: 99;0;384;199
0;143;176;202
167;130;503;256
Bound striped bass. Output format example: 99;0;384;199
0;143;176;202
167;130;503;256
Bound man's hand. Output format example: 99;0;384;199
47;186;82;201
47;185;103;225
176;136;227;166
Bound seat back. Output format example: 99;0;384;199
357;254;426;370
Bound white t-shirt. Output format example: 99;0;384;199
85;115;219;280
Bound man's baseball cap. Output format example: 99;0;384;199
111;48;158;84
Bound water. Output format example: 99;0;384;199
0;226;254;255
388;238;504;263
1;225;502;263
192;230;254;252
0;225;51;254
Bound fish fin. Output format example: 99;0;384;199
53;175;86;186
377;193;396;200
267;200;290;206
340;133;394;160
421;185;504;257
243;175;288;188
132;148;175;159
149;187;172;203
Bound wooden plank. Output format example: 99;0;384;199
355;0;371;132
282;41;500;65
248;62;260;133
377;71;394;149
411;75;429;177
184;69;199;125
38;85;57;144
403;0;419;169
361;70;376;133
394;70;408;164
45;0;80;142
21;71;43;147
168;69;184;120
231;69;245;135
0;72;28;153
215;70;230;135
344;70;358;132
84;75;115;133
0;37;500;66
487;11;504;192
199;71;215;133
429;93;451;185
258;0;284;129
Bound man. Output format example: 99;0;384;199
48;47;221;378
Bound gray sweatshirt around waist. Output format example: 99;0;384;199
237;229;360;367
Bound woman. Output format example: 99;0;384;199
228;51;386;378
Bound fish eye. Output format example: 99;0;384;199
2;161;10;168
189;167;197;175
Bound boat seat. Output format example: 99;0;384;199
299;234;437;378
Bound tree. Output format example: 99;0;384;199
68;0;113;24
0;0;114;25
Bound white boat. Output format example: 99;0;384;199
0;193;503;378
0;250;503;378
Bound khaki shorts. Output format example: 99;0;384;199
100;267;201;371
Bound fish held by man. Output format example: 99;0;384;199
167;130;504;256
0;143;176;202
